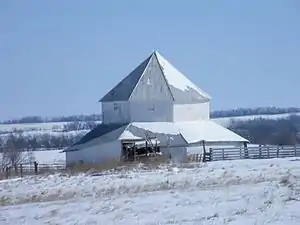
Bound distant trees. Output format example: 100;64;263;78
0;114;102;124
229;115;300;145
1;107;300;151
0;121;98;152
62;121;98;132
211;107;300;118
2;107;300;124
0;132;86;152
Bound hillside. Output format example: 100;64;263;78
2;158;300;224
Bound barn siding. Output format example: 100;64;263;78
130;54;173;101
66;140;122;166
129;101;173;122
173;102;210;121
102;101;130;124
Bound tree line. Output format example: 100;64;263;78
229;115;300;145
0;132;85;152
2;107;300;124
1;114;102;124
0;121;99;152
211;107;300;118
1;116;300;152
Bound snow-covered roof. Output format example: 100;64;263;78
127;121;248;144
65;120;248;152
100;51;211;103
176;120;249;144
72;123;128;146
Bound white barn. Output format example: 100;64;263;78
64;51;248;166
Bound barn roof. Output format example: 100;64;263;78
64;120;248;152
128;121;248;144
99;51;211;102
73;123;128;146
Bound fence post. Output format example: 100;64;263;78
267;147;270;158
14;164;18;176
34;161;38;175
20;164;23;177
259;145;262;159
209;148;212;161
222;148;225;160
294;146;297;157
5;167;9;179
277;146;279;158
239;147;242;159
244;142;249;159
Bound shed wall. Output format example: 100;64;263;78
129;101;173;122
102;101;130;124
66;140;122;166
160;147;187;162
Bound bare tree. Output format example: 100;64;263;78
26;150;35;164
2;135;25;170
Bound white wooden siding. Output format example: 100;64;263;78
102;101;130;124
130;54;173;101
173;102;210;121
160;147;187;162
129;101;173;122
66;140;122;166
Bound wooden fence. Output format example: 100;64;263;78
1;161;65;179
208;145;300;161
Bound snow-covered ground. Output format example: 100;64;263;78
1;158;300;224
212;112;300;127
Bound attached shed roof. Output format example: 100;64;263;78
100;55;152;102
65;120;248;152
99;51;211;103
128;121;248;144
73;123;128;146
176;120;249;144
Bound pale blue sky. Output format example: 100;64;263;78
0;0;299;119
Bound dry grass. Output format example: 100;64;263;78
66;155;204;176
67;159;122;174
1;155;204;180
67;155;173;175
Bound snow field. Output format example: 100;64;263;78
1;158;300;224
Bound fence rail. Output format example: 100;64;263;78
1;162;65;179
209;145;300;161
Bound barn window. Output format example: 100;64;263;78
113;103;120;111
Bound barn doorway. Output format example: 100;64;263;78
121;139;161;161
